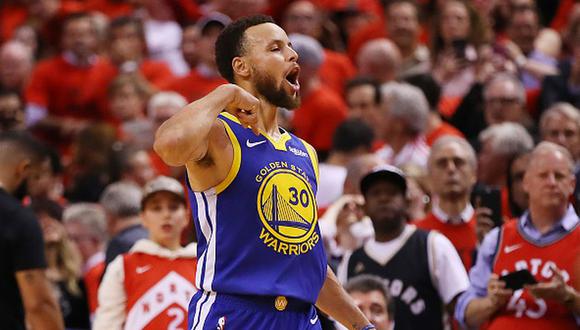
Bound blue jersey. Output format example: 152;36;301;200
187;112;327;304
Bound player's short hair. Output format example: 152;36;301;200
345;274;395;319
215;15;276;83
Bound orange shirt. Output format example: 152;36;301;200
425;122;464;146
490;220;579;330
160;69;226;102
320;50;357;97
291;85;348;153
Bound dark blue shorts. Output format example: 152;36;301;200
188;291;322;330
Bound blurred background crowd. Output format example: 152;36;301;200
1;0;580;329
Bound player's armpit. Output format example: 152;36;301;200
15;268;64;330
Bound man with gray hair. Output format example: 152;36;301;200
478;122;534;188
483;72;532;130
417;136;478;270
99;181;147;265
148;91;187;132
63;203;108;319
375;82;430;169
539;102;580;165
289;33;348;157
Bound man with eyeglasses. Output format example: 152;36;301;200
483;72;533;132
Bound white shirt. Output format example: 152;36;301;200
430;198;474;224
338;224;469;305
375;137;430;170
316;163;347;209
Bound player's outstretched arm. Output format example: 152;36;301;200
154;84;259;167
316;266;374;330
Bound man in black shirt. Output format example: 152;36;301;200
0;131;63;330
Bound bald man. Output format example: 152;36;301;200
455;142;580;329
357;39;401;84
0;131;64;330
0;41;33;91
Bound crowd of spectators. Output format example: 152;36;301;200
1;0;580;329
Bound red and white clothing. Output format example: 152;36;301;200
489;219;579;330
93;240;197;330
415;201;477;270
375;136;430;169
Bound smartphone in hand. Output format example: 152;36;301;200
472;185;503;227
500;269;537;291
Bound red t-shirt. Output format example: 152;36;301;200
160;69;226;102
415;211;477;270
291;85;348;153
489;220;579;330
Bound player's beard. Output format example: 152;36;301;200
253;70;301;110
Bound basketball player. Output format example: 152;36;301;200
154;15;373;330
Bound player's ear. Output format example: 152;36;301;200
232;57;250;79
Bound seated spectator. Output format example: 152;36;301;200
506;151;532;218
345;275;395;330
0;41;33;92
63;203;108;321
455;142;580;329
99;181;148;265
344;76;383;140
108;74;154;149
416;136;478;270
0;89;25;132
282;0;356;95
25;12;108;149
375;82;430;169
356;39;401;84
288;33;348;158
404;73;463;146
94;176;197;329
31;198;91;330
338;165;469;330
318;118;374;210
161;13;228;102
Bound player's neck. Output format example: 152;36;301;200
256;102;281;138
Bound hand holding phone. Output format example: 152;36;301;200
500;269;538;291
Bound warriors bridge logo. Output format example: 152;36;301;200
256;166;319;255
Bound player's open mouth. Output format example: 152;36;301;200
284;66;300;92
